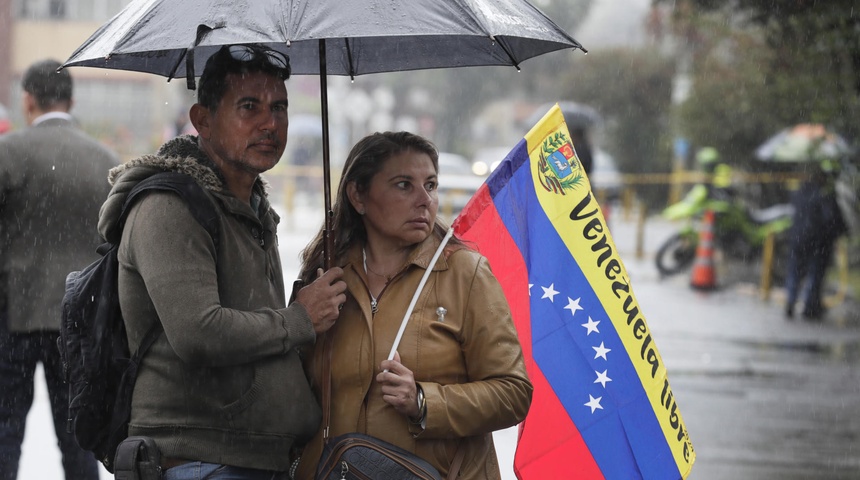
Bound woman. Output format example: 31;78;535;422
294;132;532;479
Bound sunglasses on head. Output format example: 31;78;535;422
227;45;291;73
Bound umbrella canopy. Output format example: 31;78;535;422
755;123;852;162
63;0;584;266
63;0;584;80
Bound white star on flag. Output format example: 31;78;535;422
593;342;611;360
581;316;600;335
564;297;584;317
528;284;534;296
594;370;612;388
585;394;603;413
541;283;559;302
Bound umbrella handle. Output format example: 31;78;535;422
319;39;334;269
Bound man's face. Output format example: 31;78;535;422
200;71;289;176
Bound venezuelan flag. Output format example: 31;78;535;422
452;105;695;479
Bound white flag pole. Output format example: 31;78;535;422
386;228;454;363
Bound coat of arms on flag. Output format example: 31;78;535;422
453;104;695;479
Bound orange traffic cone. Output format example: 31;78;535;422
690;210;717;290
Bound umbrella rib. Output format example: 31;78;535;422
493;37;521;71
167;51;186;83
344;38;355;80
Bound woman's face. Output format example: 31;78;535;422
350;149;439;250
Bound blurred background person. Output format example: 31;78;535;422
0;59;119;480
0;104;10;135
161;107;197;142
784;159;848;320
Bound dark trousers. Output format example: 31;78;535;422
785;242;834;317
0;321;100;480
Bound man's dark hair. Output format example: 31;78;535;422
22;59;72;111
197;45;291;111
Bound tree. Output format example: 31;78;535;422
656;0;860;157
559;48;676;207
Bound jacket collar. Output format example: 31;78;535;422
343;231;452;275
108;135;226;191
98;135;275;241
31;112;75;128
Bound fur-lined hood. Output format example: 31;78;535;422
107;134;225;190
98;135;269;241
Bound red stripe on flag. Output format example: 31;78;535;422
455;186;531;357
455;186;603;480
514;366;604;479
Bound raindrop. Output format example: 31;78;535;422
52;165;55;170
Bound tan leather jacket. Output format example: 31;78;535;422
296;233;532;479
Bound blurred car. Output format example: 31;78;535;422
471;147;512;177
437;152;485;217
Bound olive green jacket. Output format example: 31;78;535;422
98;135;320;471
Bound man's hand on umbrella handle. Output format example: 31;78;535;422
295;267;346;334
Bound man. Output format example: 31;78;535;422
784;160;848;320
97;45;346;478
0;59;119;479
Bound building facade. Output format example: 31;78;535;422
2;0;190;158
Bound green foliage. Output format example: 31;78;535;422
658;0;860;160
676;31;783;165
560;49;675;175
558;48;675;208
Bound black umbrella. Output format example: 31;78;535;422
62;0;585;266
755;123;852;163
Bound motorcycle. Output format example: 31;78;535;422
655;184;795;279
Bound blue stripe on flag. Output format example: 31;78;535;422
487;143;679;479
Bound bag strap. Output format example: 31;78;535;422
448;446;465;480
113;171;220;247
321;230;463;478
116;171;222;358
134;322;163;361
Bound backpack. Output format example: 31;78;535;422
58;171;219;472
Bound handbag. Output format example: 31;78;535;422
315;231;464;480
316;432;443;480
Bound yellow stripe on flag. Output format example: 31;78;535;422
525;105;695;477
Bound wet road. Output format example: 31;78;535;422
619;211;860;480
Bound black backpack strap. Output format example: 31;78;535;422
134;323;163;360
117;171;220;248
116;172;222;361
